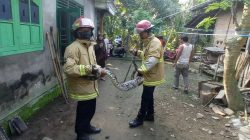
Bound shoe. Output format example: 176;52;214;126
172;87;178;90
184;90;188;94
129;118;143;128
77;135;94;140
84;125;101;134
144;114;154;121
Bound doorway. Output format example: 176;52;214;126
56;0;84;61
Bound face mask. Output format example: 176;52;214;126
139;34;144;39
77;31;93;40
139;32;147;39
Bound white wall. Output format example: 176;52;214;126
213;8;243;48
84;0;96;24
84;0;97;36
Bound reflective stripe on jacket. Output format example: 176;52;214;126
138;35;165;86
64;39;99;101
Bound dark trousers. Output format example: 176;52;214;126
97;60;105;68
139;86;155;117
75;99;96;135
110;49;113;56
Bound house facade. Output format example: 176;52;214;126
213;6;243;48
185;2;245;49
0;0;116;129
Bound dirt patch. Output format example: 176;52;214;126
11;60;237;140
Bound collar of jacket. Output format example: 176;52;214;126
76;39;96;47
141;34;155;45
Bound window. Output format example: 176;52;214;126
19;0;30;23
0;0;43;57
0;0;12;20
31;1;39;24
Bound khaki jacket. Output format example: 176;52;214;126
64;39;99;101
138;35;165;86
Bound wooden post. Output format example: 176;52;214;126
99;12;104;34
246;36;250;54
46;32;69;104
213;55;220;81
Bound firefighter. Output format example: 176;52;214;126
129;20;165;128
64;17;106;140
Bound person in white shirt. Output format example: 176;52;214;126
103;34;109;52
172;35;194;94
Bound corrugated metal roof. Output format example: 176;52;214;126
204;47;224;53
185;10;219;29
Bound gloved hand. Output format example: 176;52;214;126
129;48;138;56
137;68;143;77
91;65;101;77
92;65;107;78
99;68;107;77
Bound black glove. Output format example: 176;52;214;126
129;49;138;56
137;71;143;77
91;65;101;77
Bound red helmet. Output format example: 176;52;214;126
135;20;154;34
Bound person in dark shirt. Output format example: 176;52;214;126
94;34;107;80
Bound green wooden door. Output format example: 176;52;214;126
57;8;80;58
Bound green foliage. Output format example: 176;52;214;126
196;0;206;3
205;0;231;13
196;17;216;29
196;35;212;52
166;35;179;50
159;27;179;50
126;9;153;32
195;0;232;30
148;0;180;19
245;0;250;4
104;0;181;41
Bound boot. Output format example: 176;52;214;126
83;125;101;134
184;90;188;94
144;113;154;121
129;112;144;128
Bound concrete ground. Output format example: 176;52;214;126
11;59;237;140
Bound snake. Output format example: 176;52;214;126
105;69;144;91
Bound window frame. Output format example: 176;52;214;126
0;0;13;20
19;0;30;23
30;0;39;24
0;0;43;57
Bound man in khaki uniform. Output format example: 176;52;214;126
129;20;165;128
64;17;106;140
